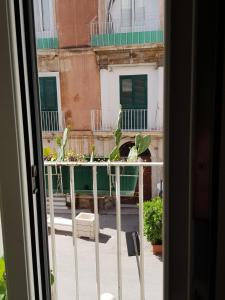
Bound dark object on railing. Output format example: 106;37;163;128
159;180;163;197
126;231;141;281
125;231;140;256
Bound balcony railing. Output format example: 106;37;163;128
36;30;59;49
41;111;65;132
45;161;163;300
90;19;163;47
91;109;163;132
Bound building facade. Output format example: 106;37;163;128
34;0;164;197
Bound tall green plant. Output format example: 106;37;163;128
0;258;7;300
143;197;163;245
109;107;122;161
57;127;69;161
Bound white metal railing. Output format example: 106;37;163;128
91;109;163;132
90;17;161;37
45;161;163;300
41;111;65;132
35;30;58;49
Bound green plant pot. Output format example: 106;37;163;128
61;166;110;196
44;165;139;197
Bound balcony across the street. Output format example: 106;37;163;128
41;111;65;132
91;109;162;132
36;31;59;49
90;21;164;47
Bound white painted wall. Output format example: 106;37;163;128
100;64;164;130
107;0;160;31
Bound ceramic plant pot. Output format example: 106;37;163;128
152;244;163;255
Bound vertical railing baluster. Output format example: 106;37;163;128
116;166;122;300
93;166;101;299
131;110;133;131
47;166;58;300
144;110;146;131
139;165;145;300
70;166;79;300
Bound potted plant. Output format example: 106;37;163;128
143;197;163;255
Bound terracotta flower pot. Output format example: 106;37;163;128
152;244;163;255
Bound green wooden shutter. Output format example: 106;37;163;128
39;77;58;111
39;76;59;131
120;75;147;130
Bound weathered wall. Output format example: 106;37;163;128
56;0;98;48
38;50;101;131
59;52;101;130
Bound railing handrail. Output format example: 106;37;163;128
91;108;163;132
92;108;148;111
90;15;161;26
44;161;163;167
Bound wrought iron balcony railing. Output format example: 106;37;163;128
91;109;163;132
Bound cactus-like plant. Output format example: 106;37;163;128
57;127;68;161
109;107;122;161
109;109;151;162
127;134;151;162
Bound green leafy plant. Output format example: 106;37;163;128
143;197;163;245
55;135;62;148
0;258;7;300
43;147;57;161
65;150;86;162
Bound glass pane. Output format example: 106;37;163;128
41;0;51;31
122;79;132;92
134;0;145;26
121;0;132;28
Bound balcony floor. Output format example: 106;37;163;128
48;199;163;300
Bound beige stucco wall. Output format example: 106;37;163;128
38;50;101;131
56;0;98;48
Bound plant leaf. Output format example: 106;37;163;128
114;128;122;146
109;146;120;161
127;146;138;162
137;135;151;155
135;134;142;149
